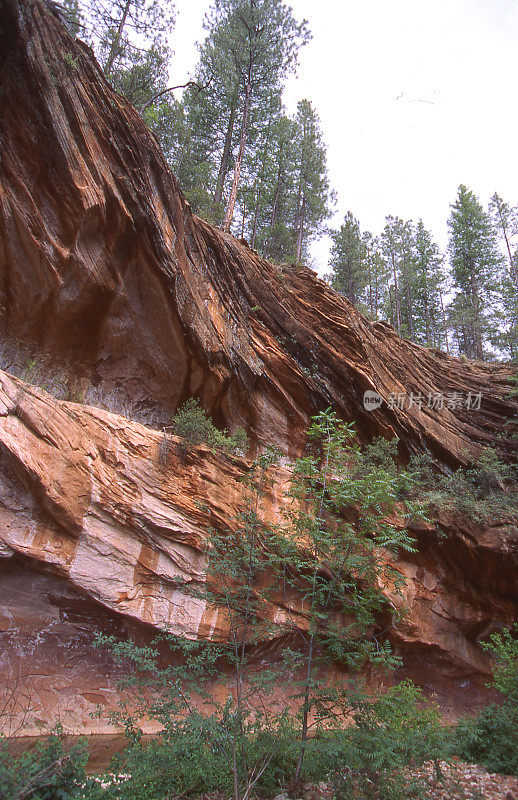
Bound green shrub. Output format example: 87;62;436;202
452;627;518;775
0;725;88;800
170;399;247;456
453;701;518;776
297;681;447;800
334;681;449;778
102;727;231;800
405;447;517;520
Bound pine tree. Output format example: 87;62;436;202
175;0;308;231
447;185;503;360
192;14;246;221
260;114;298;260
66;0;175;111
161;82;223;217
87;0;173;78
329;213;368;306
292;99;333;263
489;193;518;358
235;91;283;243
489;193;518;289
59;0;83;36
412;220;449;349
201;0;310;232
353;232;388;321
381;216;406;336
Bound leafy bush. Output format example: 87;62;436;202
453;701;518;776
101;727;231;800
170;398;247;456
96;684;448;800
295;681;447;800
0;725;88;800
361;436;399;473
404;446;517;520
481;627;518;700
452;627;518;775
347;681;450;772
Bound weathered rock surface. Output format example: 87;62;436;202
0;0;516;461
0;371;516;732
0;0;516;734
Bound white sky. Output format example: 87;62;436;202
170;0;518;272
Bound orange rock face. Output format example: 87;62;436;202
0;0;517;733
0;0;515;460
0;371;516;732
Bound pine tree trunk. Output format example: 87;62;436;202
424;293;431;346
250;114;273;249
388;286;395;328
439;290;450;354
267;158;284;252
250;193;259;249
367;258;373;317
347;256;355;305
391;257;401;336
294;193;305;263
374;267;379;319
468;265;483;359
213;89;238;212
270;171;282;229
401;255;413;340
104;0;131;75
223;84;251;233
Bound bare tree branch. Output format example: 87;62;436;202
141;81;204;110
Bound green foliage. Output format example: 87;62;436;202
0;725;88;800
79;0;174;82
378;216;448;346
290;99;333;262
101;729;230;799
328;213;448;347
452;627;518;776
170;398;247;456
481;626;518;702
296;682;448;800
271;409;420;779
93;412;437;797
330;212;369;306
348;681;449;772
488;193;518;359
405;446;517;520
453;702;518;777
448;184;503;359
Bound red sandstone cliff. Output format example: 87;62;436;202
0;0;516;734
0;0;515;462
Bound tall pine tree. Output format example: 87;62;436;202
447;185;502;360
489;193;518;358
69;0;175;107
329;213;368;306
200;0;310;232
292;99;333;263
412;220;448;349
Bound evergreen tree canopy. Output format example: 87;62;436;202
292;99;333;263
203;0;310;230
330;212;368;306
448;185;503;359
489;192;518;358
60;0;175;109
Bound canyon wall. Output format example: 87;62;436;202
0;0;516;734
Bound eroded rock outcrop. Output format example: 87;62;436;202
0;0;516;734
0;371;516;733
0;0;515;463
